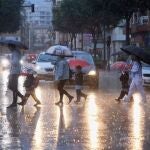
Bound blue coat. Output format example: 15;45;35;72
54;58;69;81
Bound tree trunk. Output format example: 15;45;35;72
103;25;106;61
69;33;73;49
93;38;97;59
74;34;77;50
81;33;83;50
70;36;73;49
126;17;130;45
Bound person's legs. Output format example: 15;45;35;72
55;81;64;105
124;80;136;101
12;91;18;105
80;91;87;100
18;89;30;105
55;80;73;105
75;89;81;102
117;90;127;100
16;90;24;99
7;74;19;108
31;89;41;105
61;80;73;99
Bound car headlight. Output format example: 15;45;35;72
20;60;24;65
88;70;96;76
1;59;9;67
35;65;41;71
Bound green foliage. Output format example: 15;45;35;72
53;0;84;34
109;0;150;44
0;0;24;33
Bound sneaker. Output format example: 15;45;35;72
18;97;27;106
68;96;74;104
55;101;63;105
18;100;27;106
7;103;17;108
34;101;41;106
115;98;120;102
122;95;129;102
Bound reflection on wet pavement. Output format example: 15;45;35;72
0;71;150;149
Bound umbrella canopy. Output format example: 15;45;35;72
46;45;73;57
121;45;150;64
0;39;28;50
110;61;132;71
68;58;90;69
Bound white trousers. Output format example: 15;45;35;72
126;78;146;102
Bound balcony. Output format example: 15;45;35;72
131;16;150;34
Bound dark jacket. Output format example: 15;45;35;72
24;74;38;89
75;72;84;85
120;72;129;89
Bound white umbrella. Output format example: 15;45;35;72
46;45;73;57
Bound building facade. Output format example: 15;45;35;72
131;11;150;48
22;0;54;51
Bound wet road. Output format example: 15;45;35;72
0;70;150;150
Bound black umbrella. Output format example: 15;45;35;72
0;39;28;50
120;45;150;64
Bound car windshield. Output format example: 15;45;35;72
72;52;94;65
37;54;57;62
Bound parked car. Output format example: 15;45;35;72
68;51;99;89
33;52;57;80
142;63;150;86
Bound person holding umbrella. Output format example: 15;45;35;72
54;55;74;105
123;55;146;102
7;44;25;108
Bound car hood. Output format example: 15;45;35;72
71;64;96;74
36;62;54;68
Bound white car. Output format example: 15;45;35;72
34;52;57;80
142;63;150;86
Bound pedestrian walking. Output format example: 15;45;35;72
18;69;41;106
74;65;87;103
115;71;129;102
7;44;24;108
54;55;74;105
123;55;146;102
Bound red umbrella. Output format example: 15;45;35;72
110;61;132;71
68;59;90;69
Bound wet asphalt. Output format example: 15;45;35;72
0;70;150;150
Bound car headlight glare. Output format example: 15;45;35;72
2;59;9;67
20;60;24;65
36;65;41;70
88;70;96;76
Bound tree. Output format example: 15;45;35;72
0;0;24;33
81;0;120;58
53;0;84;49
109;0;150;45
53;0;120;57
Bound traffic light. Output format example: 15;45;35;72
31;4;34;12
